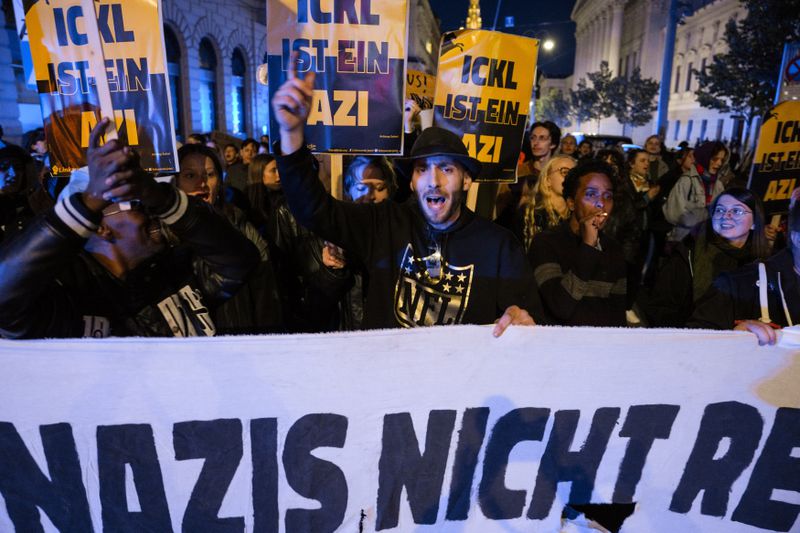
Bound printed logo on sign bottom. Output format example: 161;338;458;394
393;244;474;327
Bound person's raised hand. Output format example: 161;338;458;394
578;210;606;248
404;98;421;133
272;52;316;154
83;118;135;213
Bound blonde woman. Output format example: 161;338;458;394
519;154;576;250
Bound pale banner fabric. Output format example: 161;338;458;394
0;325;798;532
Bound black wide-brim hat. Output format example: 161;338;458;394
396;127;482;179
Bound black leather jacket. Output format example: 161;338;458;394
0;188;259;338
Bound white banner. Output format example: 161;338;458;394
0;326;798;532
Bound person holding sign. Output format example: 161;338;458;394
270;58;539;336
0;119;260;339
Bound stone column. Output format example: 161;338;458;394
586;20;600;72
607;0;625;74
573;25;585;83
600;12;610;68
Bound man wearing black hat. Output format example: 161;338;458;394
271;64;539;335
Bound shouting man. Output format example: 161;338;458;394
270;61;539;335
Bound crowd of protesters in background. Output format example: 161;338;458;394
0;85;795;345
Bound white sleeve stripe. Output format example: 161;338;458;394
54;197;97;239
159;188;188;225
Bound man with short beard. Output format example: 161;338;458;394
270;62;539;335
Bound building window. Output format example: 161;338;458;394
674;120;681;141
674;66;681;93
700;119;707;141
164;26;183;139
686;119;694;141
701;57;707;75
716;119;724;140
231;48;247;136
712;21;720;42
198;37;218;132
686;62;693;91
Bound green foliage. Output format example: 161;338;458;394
695;0;800;124
537;89;572;128
568;61;659;130
569;77;599;125
613;68;660;128
586;61;618;128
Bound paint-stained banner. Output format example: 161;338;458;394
266;0;407;154
433;30;537;183
405;69;435;110
1;326;799;532
748;101;800;215
24;0;178;176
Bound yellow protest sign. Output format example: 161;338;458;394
748;101;800;214
433;30;538;182
25;0;177;175
266;0;408;154
406;69;435;110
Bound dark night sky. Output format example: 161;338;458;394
427;0;577;77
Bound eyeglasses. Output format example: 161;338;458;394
712;206;751;219
551;167;571;177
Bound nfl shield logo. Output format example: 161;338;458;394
394;244;474;327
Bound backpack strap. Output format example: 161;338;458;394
777;272;794;327
758;262;771;324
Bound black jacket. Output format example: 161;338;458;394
689;249;799;329
0;188;259;338
277;146;541;328
529;222;627;327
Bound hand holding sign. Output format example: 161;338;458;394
83;118;170;214
272;53;316;154
83;118;136;213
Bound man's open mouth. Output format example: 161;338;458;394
426;195;446;206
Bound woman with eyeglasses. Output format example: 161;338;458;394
642;187;771;327
517;154;576;250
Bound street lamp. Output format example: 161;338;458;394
543;39;555;52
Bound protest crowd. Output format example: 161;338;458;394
0;66;797;346
1;83;796;347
